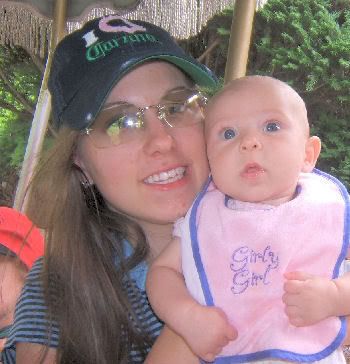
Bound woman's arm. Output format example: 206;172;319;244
16;343;57;364
145;326;199;364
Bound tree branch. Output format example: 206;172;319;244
197;38;221;63
0;99;22;114
0;67;35;115
29;52;45;74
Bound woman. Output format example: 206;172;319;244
2;15;216;364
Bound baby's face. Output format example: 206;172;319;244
205;77;314;205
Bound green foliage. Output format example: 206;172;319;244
0;45;41;181
311;113;350;186
0;114;31;175
204;0;350;188
246;0;350;188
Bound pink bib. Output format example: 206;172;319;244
179;170;349;362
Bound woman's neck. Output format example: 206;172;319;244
137;221;174;262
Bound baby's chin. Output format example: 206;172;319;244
225;189;294;207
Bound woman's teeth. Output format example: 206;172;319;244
145;167;186;184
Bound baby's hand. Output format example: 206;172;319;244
282;271;338;326
180;304;238;362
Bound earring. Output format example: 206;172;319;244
81;180;91;189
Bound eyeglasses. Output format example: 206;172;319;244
84;88;207;148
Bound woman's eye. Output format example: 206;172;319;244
106;115;142;136
106;119;122;137
120;115;143;129
167;103;186;116
223;128;236;140
264;121;280;133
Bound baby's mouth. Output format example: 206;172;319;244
241;163;265;177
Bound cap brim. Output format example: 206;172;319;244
62;52;217;130
147;55;217;88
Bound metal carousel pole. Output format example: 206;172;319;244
224;0;256;83
14;0;68;211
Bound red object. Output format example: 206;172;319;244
0;207;44;269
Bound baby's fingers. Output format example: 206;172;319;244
201;352;216;363
288;316;305;327
284;271;312;281
200;338;229;362
226;325;238;341
283;279;304;294
282;291;302;305
284;304;311;327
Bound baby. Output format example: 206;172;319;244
146;76;350;363
0;207;44;350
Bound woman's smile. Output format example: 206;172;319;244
144;166;186;184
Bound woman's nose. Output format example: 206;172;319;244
142;109;175;155
239;135;262;152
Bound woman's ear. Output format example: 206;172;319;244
74;152;93;185
302;136;321;173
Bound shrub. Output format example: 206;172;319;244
246;0;350;188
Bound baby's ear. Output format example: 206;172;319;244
302;136;321;172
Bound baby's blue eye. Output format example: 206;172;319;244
264;121;280;133
223;129;236;140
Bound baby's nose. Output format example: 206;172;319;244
240;136;262;151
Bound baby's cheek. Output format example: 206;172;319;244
0;261;27;325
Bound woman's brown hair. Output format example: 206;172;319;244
26;127;155;363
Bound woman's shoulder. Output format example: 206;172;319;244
26;256;44;281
